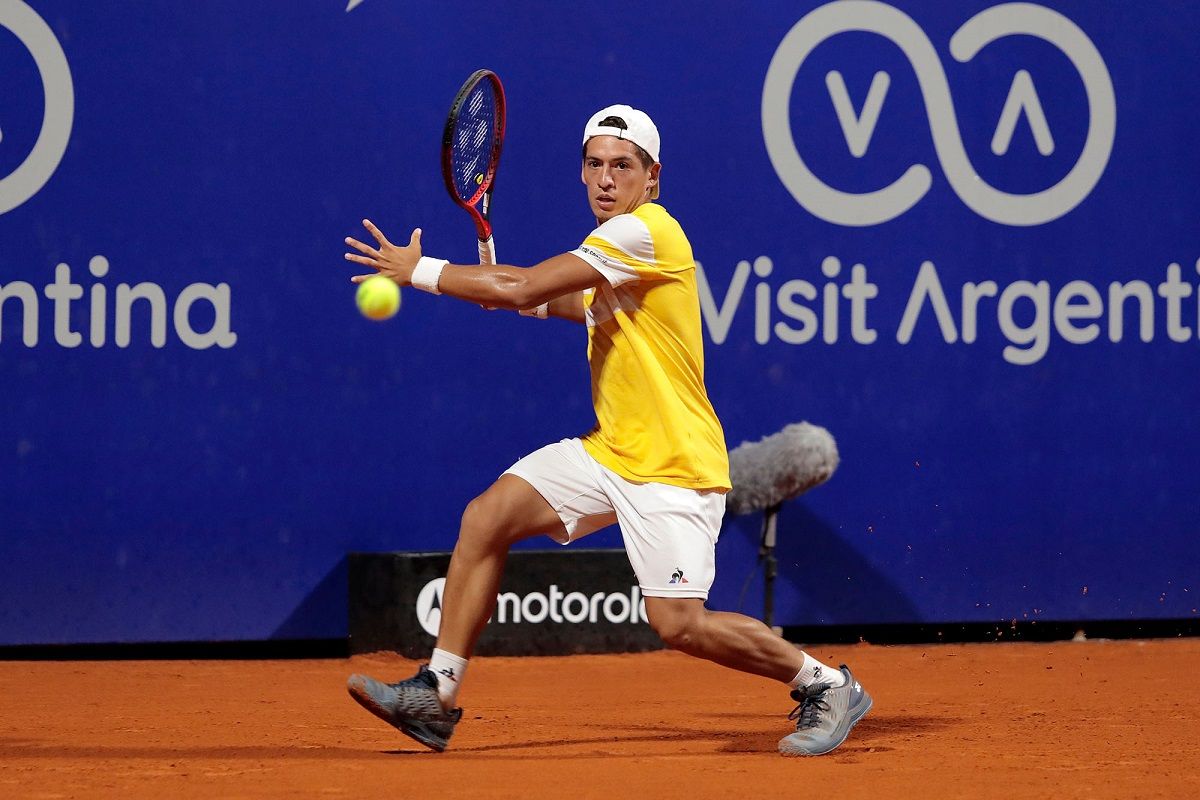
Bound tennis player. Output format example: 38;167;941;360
342;105;872;756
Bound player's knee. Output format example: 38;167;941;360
459;486;533;548
649;611;703;654
458;494;513;549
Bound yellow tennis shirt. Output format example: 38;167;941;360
570;203;731;491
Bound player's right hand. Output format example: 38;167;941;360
345;221;420;287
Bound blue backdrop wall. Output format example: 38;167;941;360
1;0;1196;645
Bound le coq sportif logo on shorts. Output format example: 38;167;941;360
0;1;73;215
761;1;1116;227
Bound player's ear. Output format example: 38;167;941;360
646;162;661;195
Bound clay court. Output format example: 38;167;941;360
3;639;1197;799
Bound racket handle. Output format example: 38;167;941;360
477;235;499;310
478;235;496;265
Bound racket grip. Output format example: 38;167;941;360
478;236;496;265
477;235;498;310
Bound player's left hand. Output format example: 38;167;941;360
345;220;422;286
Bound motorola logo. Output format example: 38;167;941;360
414;577;648;636
415;578;447;637
762;1;1116;226
0;1;74;215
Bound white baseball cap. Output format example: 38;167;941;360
583;104;661;199
582;104;660;162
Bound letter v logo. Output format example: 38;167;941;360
695;260;751;345
825;70;891;157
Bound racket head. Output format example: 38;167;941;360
441;69;506;241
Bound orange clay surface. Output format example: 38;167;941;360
2;639;1198;800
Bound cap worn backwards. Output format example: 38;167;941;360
583;104;661;199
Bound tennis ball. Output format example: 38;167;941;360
356;275;401;321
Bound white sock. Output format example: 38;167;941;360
428;648;468;708
789;652;845;689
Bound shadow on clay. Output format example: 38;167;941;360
386;714;955;758
0;714;956;761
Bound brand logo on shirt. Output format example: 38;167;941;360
668;568;689;585
579;245;607;263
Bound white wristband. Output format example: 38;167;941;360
519;302;549;319
412;256;448;295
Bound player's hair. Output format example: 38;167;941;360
582;115;656;169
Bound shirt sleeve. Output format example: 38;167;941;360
570;213;657;288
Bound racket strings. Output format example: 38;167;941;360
472;120;489;149
450;83;499;202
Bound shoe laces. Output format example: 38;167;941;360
414;665;440;689
788;682;831;730
390;665;439;692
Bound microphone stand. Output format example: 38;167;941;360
760;502;781;630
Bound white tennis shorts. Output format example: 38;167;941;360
503;438;726;600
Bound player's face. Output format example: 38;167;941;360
582;137;660;222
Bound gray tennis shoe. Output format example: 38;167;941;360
347;665;462;752
778;665;872;756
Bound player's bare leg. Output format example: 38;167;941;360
436;474;566;657
643;597;803;680
643;597;872;756
347;474;563;751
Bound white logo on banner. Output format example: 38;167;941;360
762;1;1116;226
0;0;74;215
415;578;446;636
414;577;647;636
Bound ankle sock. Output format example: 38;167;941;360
789;652;845;689
429;648;468;708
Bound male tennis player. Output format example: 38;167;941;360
342;105;872;756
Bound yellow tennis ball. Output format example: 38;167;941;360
356;275;401;321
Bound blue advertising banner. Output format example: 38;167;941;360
1;1;1196;644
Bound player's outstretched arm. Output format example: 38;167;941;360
344;220;602;315
433;252;601;311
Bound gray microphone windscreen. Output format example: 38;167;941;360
725;422;839;516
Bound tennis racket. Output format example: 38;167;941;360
441;69;506;265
